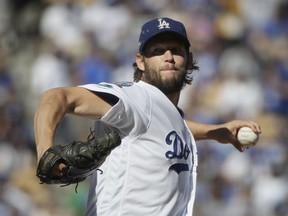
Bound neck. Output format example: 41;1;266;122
166;92;180;107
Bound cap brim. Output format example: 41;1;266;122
139;31;190;52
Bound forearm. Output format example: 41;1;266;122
34;89;72;160
34;87;113;160
186;121;221;141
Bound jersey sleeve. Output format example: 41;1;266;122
78;82;150;138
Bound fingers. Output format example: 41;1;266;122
52;162;67;178
231;139;245;152
224;129;245;152
235;120;261;134
247;121;261;134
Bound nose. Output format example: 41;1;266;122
164;50;174;62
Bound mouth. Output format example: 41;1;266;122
161;65;177;72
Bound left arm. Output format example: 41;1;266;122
185;120;261;152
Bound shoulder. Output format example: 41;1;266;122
79;81;151;103
79;81;138;92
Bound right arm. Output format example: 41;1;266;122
34;87;112;162
185;120;261;152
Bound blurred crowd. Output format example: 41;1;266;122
0;0;287;215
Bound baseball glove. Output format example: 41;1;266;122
36;126;121;188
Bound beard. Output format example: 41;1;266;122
143;64;187;95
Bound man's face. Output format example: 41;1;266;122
141;35;189;94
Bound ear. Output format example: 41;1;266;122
136;54;145;71
186;52;194;70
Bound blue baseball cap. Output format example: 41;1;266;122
138;17;190;52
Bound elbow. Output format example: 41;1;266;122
39;88;73;111
40;88;65;103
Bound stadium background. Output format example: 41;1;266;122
0;0;287;215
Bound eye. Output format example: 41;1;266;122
144;46;186;57
171;48;185;56
151;48;166;56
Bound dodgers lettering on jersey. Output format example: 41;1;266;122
166;130;192;174
80;81;198;216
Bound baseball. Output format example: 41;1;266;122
237;127;259;148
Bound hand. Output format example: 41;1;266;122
208;120;261;152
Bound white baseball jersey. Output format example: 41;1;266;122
80;81;198;216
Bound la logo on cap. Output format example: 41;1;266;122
158;18;170;29
138;17;190;52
